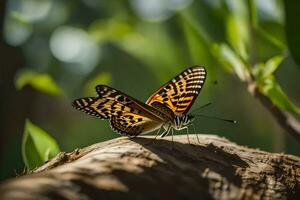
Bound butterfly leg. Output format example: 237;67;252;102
159;125;173;149
145;126;164;146
171;128;174;150
184;126;191;144
190;123;200;144
160;123;171;138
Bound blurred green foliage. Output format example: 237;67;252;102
84;72;111;96
15;70;63;96
214;43;250;81
22;119;60;170
284;0;300;67
2;0;300;179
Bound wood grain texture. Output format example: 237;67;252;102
0;135;299;200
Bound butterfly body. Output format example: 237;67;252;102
172;115;195;131
72;66;206;137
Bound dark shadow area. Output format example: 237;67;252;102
58;163;211;200
110;164;213;200
130;136;249;187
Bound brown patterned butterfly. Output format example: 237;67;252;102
72;66;206;141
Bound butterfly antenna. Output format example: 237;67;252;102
190;102;212;114
194;114;237;124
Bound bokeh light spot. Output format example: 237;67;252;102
50;26;101;74
130;0;193;22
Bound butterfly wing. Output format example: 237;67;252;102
109;114;162;136
72;85;166;136
146;66;206;115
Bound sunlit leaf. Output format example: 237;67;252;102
118;24;186;81
255;55;299;115
247;0;257;27
262;55;284;78
225;1;249;60
89;17;184;81
84;72;112;96
180;12;214;67
22;119;60;169
260;81;300;115
89;19;133;43
15;70;63;95
226;14;249;60
215;43;250;81
178;12;216;89
253;55;284;85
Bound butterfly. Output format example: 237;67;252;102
72;66;206;140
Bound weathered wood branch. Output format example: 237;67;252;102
0;135;299;200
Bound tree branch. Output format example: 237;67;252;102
0;135;299;200
244;0;300;146
247;80;300;144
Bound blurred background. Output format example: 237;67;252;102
1;0;300;181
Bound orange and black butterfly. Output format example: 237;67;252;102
72;66;206;139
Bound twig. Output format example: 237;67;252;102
247;80;300;144
246;0;300;145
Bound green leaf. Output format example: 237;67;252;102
22;119;60;169
253;55;284;84
284;0;300;67
254;27;285;62
215;43;250;81
247;0;257;28
226;15;249;60
255;55;299;115
225;1;249;60
84;72;112;96
116;23;186;81
89;19;133;43
180;12;214;67
262;55;284;78
256;27;286;51
15;70;63;95
260;81;300;115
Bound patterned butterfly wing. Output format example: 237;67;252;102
72;85;167;136
146;66;206;115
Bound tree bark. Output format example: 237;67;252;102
0;135;299;200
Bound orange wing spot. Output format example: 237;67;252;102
146;66;206;115
164;99;176;110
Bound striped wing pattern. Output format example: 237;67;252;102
72;66;206;136
72;85;165;136
146;66;206;115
